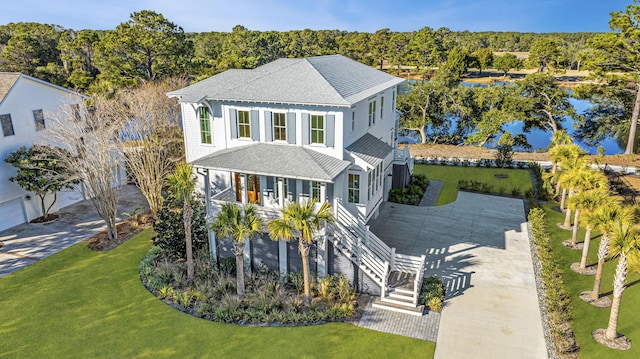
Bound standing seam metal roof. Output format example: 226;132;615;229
167;55;405;107
191;143;350;182
345;133;393;167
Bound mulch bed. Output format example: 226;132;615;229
562;240;584;250
570;262;596;275
592;328;632;351
85;213;152;251
30;214;59;223
579;291;612;308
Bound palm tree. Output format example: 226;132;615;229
577;191;616;270
550;144;586;197
267;199;334;302
566;170;609;247
597;215;640;345
166;161;197;284
211;202;264;298
587;204;634;302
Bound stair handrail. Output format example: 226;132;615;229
412;255;426;305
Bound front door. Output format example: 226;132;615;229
234;173;261;204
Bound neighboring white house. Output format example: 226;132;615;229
168;55;425;313
0;73;86;231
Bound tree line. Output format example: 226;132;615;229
0;10;597;94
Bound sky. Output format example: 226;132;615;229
0;0;634;33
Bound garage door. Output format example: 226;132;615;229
0;198;27;231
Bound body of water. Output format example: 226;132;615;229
398;82;625;155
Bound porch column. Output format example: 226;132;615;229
317;234;328;278
240;174;248;205
320;182;327;203
277;177;285;208
204;169;217;265
278;240;288;281
243;238;251;274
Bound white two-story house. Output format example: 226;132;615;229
0;73;86;231
169;56;424;312
168;55;412;223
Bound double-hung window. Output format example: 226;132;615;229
368;100;376;126
351;111;355;132
348;174;360;204
273;112;286;141
311;181;321;201
199;106;211;144
311;115;324;144
380;97;384;120
33;109;45;131
1;114;14;137
238;110;251;138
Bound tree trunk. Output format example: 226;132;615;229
571;207;580;246
592;259;605;301
106;215;117;242
235;253;245;298
579;226;592;269
591;234;609;301
419;127;427;144
563;206;572;228
605;252;627;340
299;240;311;302
183;199;194;284
559;187;566;206
624;83;640;155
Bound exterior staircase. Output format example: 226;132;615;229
332;202;426;316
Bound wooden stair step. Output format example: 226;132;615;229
372;298;424;316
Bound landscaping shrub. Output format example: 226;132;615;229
388;174;429;205
141;247;359;326
152;195;209;258
528;208;578;357
420;275;445;313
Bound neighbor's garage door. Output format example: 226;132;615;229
0;198;27;231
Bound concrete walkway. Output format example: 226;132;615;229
419;180;443;206
370;192;546;358
0;185;147;278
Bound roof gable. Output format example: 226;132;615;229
0;72;87;106
346;133;393;167
168;55;404;107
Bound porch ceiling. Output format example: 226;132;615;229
192;143;350;182
346;133;393;168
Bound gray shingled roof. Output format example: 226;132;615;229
346;133;393;167
0;73;20;104
167;55;405;107
192;143;350;182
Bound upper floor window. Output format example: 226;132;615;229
199;106;212;144
311;115;324;144
1;114;14;137
273;112;286;141
380;97;384;120
351;111;355;132
33;109;45;131
368;100;376;126
392;90;396;105
348;174;360;204
238;110;251;138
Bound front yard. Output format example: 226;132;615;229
0;229;435;358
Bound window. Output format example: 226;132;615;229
368;100;376;126
1;114;14;137
379;162;384;187
33;109;45;131
238;110;251;138
348;174;360;204
368;171;372;200
311;114;324;144
380;97;384;120
392;90;396;105
273;112;286;141
199;106;211;144
311;181;321;201
351;111;355;132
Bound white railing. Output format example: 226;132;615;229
210;187;280;220
394;146;414;174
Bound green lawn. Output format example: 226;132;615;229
0;229;435;358
413;164;533;205
542;204;640;358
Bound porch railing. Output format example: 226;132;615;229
394;146;414;174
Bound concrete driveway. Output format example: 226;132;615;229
0;185;148;278
370;191;546;359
